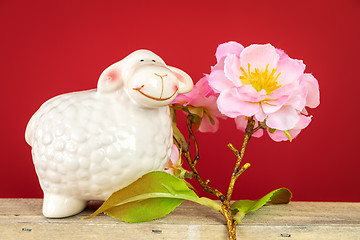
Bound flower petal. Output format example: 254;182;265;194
209;64;234;93
240;44;279;72
217;88;260;118
172;94;192;105
224;54;242;86
170;144;179;164
267;114;310;141
267;130;288;142
255;109;267;122
300;73;320;108
196;75;215;97
261;95;289;114
269;80;298;100
267;129;301;142
199;115;219;133
276;57;305;85
215;41;244;62
234;115;247;131
294;115;312;130
266;106;300;130
284;83;307;111
276;48;289;60
236;85;266;102
253;128;264;138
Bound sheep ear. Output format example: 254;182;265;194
97;62;123;93
168;66;193;94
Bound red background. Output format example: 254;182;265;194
1;0;359;202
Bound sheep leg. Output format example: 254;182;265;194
42;193;87;218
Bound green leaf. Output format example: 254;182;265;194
284;130;292;142
105;198;184;223
84;171;198;222
268;128;276;134
83;171;220;222
188;106;204;118
170;105;178;123
188;112;203;132
231;188;292;223
172;122;189;152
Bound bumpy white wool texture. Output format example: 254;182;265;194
26;88;172;201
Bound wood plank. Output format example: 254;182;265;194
0;199;359;240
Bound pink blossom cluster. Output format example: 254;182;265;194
172;41;320;142
208;41;320;141
172;75;223;133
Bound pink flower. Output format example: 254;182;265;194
209;42;320;141
172;75;225;132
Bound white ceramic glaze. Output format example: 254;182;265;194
25;50;193;218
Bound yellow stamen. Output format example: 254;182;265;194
240;63;281;95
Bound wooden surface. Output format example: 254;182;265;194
0;199;359;240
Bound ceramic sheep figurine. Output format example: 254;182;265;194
25;49;193;218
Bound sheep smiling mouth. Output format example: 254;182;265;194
133;85;178;101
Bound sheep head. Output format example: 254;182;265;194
97;50;193;108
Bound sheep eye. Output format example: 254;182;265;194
140;59;144;62
152;60;156;62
